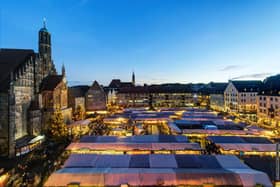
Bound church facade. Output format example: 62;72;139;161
0;21;69;157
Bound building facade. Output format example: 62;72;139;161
105;75;135;106
207;83;228;112
117;86;149;107
85;81;107;111
68;85;89;113
41;73;72;126
257;74;280;129
115;84;194;108
0;21;66;157
224;80;262;121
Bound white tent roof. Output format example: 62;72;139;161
67;142;202;151
45;154;272;187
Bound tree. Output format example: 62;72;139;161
47;110;68;141
90;123;111;136
73;105;84;121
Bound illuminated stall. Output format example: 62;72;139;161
66;135;202;155
44;154;272;187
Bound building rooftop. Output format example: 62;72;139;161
174;119;244;130
0;48;35;91
207;136;276;154
231;80;262;92
79;135;189;143
40;75;64;91
199;82;228;95
259;74;280;96
44;154;272;187
108;79;134;89
207;136;272;144
67;142;202;152
68;85;90;97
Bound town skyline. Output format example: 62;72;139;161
2;0;280;85
1;1;280;186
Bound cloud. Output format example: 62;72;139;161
220;65;241;71
231;73;272;80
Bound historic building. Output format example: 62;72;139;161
0;21;67;157
257;74;280;129
105;73;196;108
224;80;262;121
117;86;149;107
115;84;194;108
40;67;72;126
207;82;228;112
68;85;89;113
149;84;194;108
85;81;107;111
105;72;135;106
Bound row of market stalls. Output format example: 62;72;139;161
44;108;275;186
44;154;272;187
206;136;276;156
15;135;45;156
66;135;202;155
103;108;269;137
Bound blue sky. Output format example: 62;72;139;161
1;0;280;86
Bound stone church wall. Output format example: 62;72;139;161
29;109;42;136
13;59;35;140
0;93;9;156
14;86;34;139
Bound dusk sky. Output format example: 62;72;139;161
1;0;280;86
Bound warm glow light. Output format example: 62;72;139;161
0;173;9;186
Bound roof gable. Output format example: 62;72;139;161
40;75;64;91
231;80;262;92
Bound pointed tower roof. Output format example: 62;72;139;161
62;63;66;76
39;18;49;32
132;71;135;86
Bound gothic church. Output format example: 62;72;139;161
0;21;70;157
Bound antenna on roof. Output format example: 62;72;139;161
43;17;46;28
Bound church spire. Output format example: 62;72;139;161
62;63;66;76
132;71;135;86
